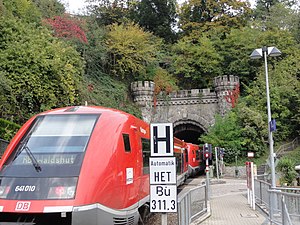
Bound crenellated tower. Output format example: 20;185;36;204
214;75;240;116
131;81;155;123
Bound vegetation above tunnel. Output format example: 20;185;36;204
0;0;299;163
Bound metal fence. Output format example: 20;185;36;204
276;137;300;158
0;139;9;158
177;184;209;225
255;179;300;224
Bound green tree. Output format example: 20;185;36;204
277;157;298;186
253;1;299;36
242;44;300;141
152;67;178;94
170;34;222;88
86;0;138;26
201;112;245;163
0;72;17;121
105;22;162;81
254;0;297;19
134;0;177;43
217;27;262;85
178;0;251;36
2;0;41;23
78;17;108;78
0;118;20;141
0;17;84;124
235;101;267;157
32;0;65;18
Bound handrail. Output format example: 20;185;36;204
0;138;9;143
268;189;295;225
177;184;208;225
276;137;299;157
282;195;293;225
256;179;300;224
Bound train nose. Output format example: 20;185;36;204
72;203;139;225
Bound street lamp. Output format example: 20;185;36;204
250;46;281;222
250;46;281;188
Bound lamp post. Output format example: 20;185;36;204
250;46;281;223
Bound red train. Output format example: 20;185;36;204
0;106;195;225
186;143;204;177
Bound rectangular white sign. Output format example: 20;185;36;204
149;157;177;185
150;185;177;213
150;123;173;156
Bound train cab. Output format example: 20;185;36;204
173;138;188;185
186;143;202;177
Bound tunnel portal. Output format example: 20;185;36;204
173;122;205;145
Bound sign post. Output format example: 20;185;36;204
150;123;177;225
215;147;219;181
203;143;212;199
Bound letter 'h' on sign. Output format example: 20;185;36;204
150;123;174;156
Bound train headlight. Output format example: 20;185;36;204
0;186;10;198
48;186;76;199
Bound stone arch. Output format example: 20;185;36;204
173;119;207;145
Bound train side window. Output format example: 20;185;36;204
196;150;200;161
174;152;182;174
185;149;188;163
141;138;150;174
123;134;131;152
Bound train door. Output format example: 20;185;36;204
120;121;141;206
139;137;150;199
183;148;188;173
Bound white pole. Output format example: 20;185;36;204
161;213;167;225
220;155;223;177
246;162;250;204
264;48;276;189
264;47;276;222
215;147;219;181
251;162;255;210
206;158;210;199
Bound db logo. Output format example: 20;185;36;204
15;201;31;211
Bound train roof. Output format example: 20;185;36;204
38;106;134;117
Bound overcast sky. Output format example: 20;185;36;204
61;0;256;14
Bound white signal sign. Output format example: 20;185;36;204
150;157;176;184
150;185;177;212
150;123;173;156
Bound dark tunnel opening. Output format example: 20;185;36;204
173;123;205;145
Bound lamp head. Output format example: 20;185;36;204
250;47;281;59
267;47;281;57
250;48;263;59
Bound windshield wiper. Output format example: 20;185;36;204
23;146;42;172
14;136;42;173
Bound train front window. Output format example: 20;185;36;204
1;114;99;177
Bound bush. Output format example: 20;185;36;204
277;157;298;186
0;118;20;141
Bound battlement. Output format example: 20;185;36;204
214;75;239;88
157;88;214;99
131;81;155;92
130;76;239;128
131;81;155;106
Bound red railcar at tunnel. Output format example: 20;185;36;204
186;143;204;176
0;106;189;225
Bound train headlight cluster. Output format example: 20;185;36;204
48;186;76;199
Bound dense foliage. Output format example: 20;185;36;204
0;17;84;124
105;22;162;81
0;118;20;141
277;157;298;186
0;0;298;169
